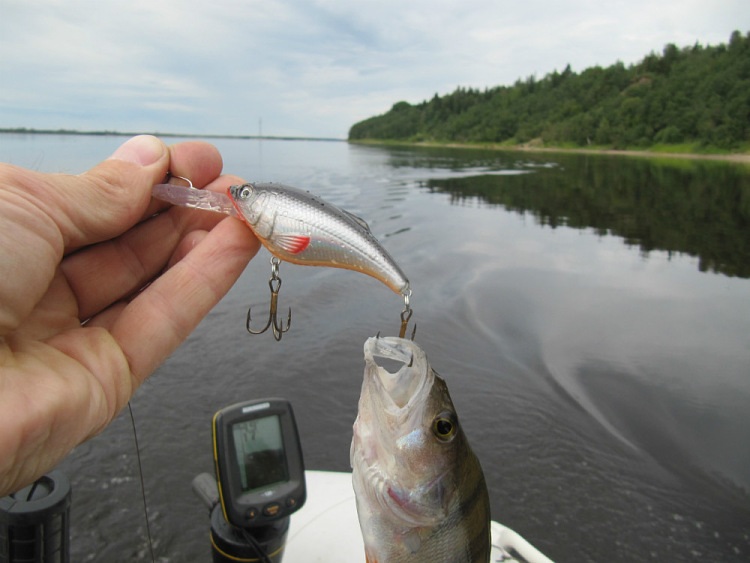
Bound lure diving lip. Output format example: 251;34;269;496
151;181;238;217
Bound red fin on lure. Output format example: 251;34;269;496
272;233;311;254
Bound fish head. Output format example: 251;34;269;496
228;183;273;237
352;336;468;528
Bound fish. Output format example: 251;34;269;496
350;336;491;562
227;183;410;297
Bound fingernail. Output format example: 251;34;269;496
108;135;166;166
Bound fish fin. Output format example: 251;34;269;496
271;233;311;254
365;554;378;563
402;529;422;554
343;209;372;232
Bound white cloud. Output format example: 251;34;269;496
1;0;748;137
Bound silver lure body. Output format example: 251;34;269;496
228;183;410;296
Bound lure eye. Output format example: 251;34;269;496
239;185;253;200
432;413;457;442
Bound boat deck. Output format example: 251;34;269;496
284;470;553;562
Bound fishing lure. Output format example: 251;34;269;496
152;178;414;340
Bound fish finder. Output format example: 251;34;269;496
212;398;306;529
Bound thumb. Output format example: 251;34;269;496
52;135;170;252
106;134;168;168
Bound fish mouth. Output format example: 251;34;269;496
363;336;433;410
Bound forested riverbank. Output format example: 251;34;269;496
349;31;750;155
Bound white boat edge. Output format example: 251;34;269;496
284;470;554;562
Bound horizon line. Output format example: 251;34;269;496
0;127;345;143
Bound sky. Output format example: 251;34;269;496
1;0;748;139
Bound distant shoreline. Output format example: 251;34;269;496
349;139;750;164
0;128;344;143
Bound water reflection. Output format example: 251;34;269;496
419;153;750;279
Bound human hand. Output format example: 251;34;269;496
0;135;260;496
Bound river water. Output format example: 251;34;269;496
3;134;749;562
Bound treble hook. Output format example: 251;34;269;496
246;257;291;341
399;290;417;340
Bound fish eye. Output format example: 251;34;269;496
239;185;253;199
432;413;457;442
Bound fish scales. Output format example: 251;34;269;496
228;183;410;296
351;337;491;562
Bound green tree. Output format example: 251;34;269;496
348;31;750;151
